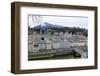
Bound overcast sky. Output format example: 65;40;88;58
28;15;88;29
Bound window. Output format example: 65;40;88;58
41;37;44;40
34;44;39;47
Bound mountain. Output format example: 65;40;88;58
33;22;64;30
28;22;88;36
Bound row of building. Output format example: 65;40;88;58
28;34;87;54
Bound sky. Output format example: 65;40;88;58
28;15;88;29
